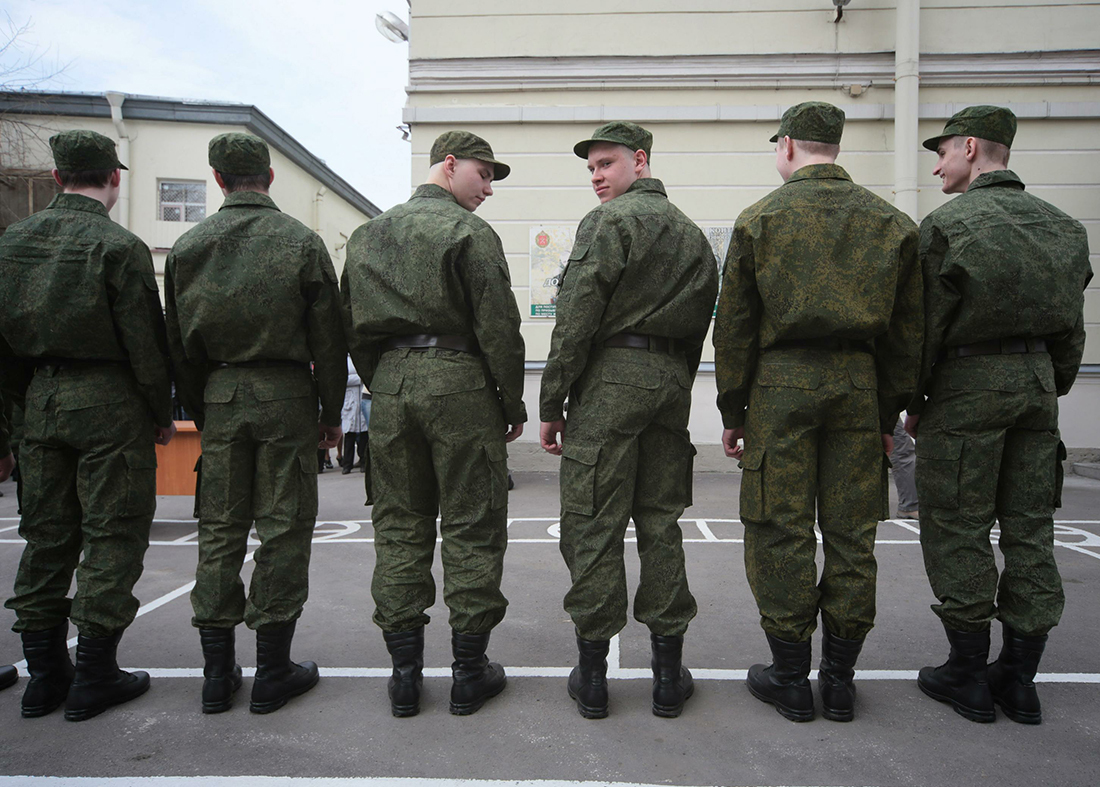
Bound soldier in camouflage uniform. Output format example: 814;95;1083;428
165;133;347;715
908;106;1092;725
540;122;718;719
1;390;19;692
0;130;176;721
342;131;526;718
714;103;922;722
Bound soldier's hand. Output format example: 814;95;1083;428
0;452;13;482
154;422;178;446
722;427;744;460
319;423;343;450
505;423;524;443
882;433;894;455
540;420;566;455
904;413;920;439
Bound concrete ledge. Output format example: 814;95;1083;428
1073;462;1100;481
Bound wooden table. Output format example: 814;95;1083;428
155;420;201;496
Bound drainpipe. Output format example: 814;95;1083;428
105;91;131;230
894;0;920;220
312;185;327;235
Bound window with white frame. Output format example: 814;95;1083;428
158;180;206;222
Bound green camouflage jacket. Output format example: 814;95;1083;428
341;183;527;426
714;164;922;432
912;170;1093;411
0;193;173;427
165;191;347;427
540;178;719;422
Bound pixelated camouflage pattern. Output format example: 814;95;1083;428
922;105;1018;151
367;348;510;634
0;386;10;458
341;183;527;427
0;194;173;427
737;349;888;642
573;121;653;160
165;191;348;428
208;132;271;176
6;366;156;636
911;170;1092;413
429;131;510;180
913;170;1091;637
557;348;699;641
49;129;126;171
714;163;922;433
540;178;718;422
189;366;319;630
770;102;845;145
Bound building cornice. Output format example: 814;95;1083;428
408;50;1100;92
0;91;381;218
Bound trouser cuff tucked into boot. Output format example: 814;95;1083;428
384;627;425;717
200;627;242;714
450;630;506;716
568;636;610;719
747;632;814;722
651;633;694;718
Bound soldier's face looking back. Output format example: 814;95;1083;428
586;142;643;203
933;136;970;194
450;158;496;212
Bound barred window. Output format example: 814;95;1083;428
159;180;206;222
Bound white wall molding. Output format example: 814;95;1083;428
408;50;1100;93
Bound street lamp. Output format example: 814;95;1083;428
375;12;409;43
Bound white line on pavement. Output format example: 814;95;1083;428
0;779;740;787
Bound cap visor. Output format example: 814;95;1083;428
491;160;510;181
769;134;779;143
573;140;595;159
118;163;129;171
922;135;944;151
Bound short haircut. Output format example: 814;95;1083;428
57;168;114;189
793;139;841;158
953;135;1011;166
217;170;272;192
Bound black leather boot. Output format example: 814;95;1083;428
567;636;609;719
250;620;320;714
1;665;18;691
20;622;74;717
383;627;424;717
917;626;995;723
449;630;506;715
818;628;864;722
651;633;694;718
64;631;150;721
200;628;242;714
988;625;1047;725
747;632;814;722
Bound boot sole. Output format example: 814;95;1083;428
449;679;506;716
747;681;814;722
567;684;609;719
992;695;1041;725
917;678;995;723
21;698;67;718
0;672;17;691
65;680;151;722
652;682;694;718
250;671;320;715
821;704;854;722
391;703;420;718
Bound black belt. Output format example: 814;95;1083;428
212;359;310;370
381;334;480;354
944;337;1047;360
766;337;874;354
32;357;127;371
603;333;680;354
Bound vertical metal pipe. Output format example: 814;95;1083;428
105;91;131;230
894;0;921;220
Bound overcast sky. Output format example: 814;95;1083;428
3;0;413;209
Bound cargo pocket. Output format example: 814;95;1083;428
297;453;319;518
1054;438;1067;509
122;451;158;517
486;442;508;510
738;447;765;523
915;433;963;510
560;440;600;516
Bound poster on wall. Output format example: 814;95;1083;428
529;224;734;319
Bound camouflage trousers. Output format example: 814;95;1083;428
368;348;510;634
738;349;888;643
916;354;1064;636
192;366;319;631
6;365;156;637
558;347;698;642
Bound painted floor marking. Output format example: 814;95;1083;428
0;778;747;787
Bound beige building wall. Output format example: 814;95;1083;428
5;113;371;282
404;0;1100;452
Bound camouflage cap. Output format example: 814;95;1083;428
49;130;127;171
208;132;271;175
573;121;653;161
922;105;1017;151
430;130;510;181
770;102;846;144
